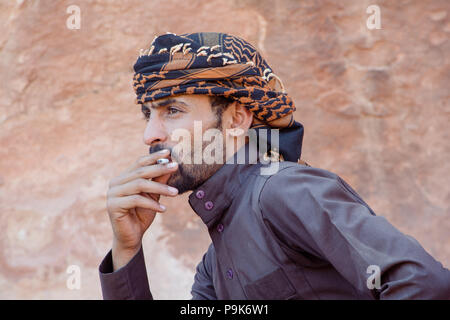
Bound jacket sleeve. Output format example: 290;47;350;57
259;165;450;299
190;243;217;300
99;243;218;300
98;246;153;300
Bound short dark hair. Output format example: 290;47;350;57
209;95;234;128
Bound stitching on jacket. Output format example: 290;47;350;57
336;176;376;216
252;162;320;299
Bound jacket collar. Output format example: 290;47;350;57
188;142;262;228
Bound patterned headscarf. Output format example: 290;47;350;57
133;32;305;163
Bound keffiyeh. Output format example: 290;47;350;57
133;32;305;163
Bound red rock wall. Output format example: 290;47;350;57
0;0;448;299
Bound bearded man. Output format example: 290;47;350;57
99;32;450;299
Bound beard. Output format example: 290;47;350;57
149;120;225;194
167;158;223;194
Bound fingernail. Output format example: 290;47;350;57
168;186;178;194
160;204;166;211
167;162;178;168
157;149;169;154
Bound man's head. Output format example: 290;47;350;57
134;32;304;191
143;94;253;194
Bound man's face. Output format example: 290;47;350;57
141;94;227;194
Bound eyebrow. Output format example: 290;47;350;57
142;98;188;112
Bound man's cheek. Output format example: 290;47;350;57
170;128;193;165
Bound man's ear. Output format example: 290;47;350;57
226;101;253;131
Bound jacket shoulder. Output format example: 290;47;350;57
257;161;340;182
257;161;375;216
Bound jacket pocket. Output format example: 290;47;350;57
244;267;298;300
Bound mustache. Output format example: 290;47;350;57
149;145;168;154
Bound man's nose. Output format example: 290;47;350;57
143;117;168;146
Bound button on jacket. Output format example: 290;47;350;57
99;145;450;299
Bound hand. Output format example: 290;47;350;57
106;149;178;269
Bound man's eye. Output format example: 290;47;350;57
167;107;181;115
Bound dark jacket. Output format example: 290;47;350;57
99;146;450;299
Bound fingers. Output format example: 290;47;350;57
124;149;170;175
107;150;178;218
109;178;179;198
109;194;166;213
109;149;178;187
112;161;178;186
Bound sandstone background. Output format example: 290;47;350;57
0;0;448;299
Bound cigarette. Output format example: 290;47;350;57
156;158;169;165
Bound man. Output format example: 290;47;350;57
99;32;450;299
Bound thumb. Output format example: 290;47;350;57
149;173;173;201
153;172;172;186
